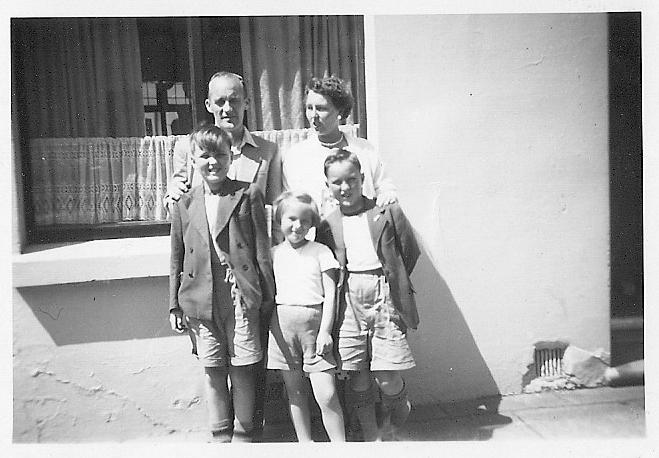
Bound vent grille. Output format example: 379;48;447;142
534;346;565;377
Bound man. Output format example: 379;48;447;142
166;71;281;441
166;72;281;206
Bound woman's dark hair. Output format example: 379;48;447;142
306;76;354;119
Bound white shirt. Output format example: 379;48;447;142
343;212;382;271
204;190;224;262
227;128;260;181
282;132;396;216
272;240;339;306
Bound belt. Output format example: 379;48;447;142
348;268;384;276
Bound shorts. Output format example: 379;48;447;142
267;304;336;373
337;272;415;372
186;269;262;368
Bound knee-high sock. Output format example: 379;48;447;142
380;381;411;428
345;383;379;441
210;418;233;443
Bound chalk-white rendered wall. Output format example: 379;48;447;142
364;13;610;402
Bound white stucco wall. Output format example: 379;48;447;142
365;14;610;402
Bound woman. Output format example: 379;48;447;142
282;76;397;216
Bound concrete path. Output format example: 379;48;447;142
262;385;645;442
400;385;645;441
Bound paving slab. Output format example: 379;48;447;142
512;401;645;439
498;390;573;413
486;413;543;440
399;416;493;441
550;385;645;406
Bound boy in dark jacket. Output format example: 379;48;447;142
317;149;420;441
169;125;275;442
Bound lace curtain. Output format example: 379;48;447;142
28;127;360;226
30;136;179;225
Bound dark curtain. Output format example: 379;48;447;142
14;17;145;138
239;16;366;133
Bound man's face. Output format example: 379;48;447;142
192;143;232;188
205;76;248;135
325;160;364;215
305;90;340;137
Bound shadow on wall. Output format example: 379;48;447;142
407;249;502;409
16;251;502;406
16;277;174;345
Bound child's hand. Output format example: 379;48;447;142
376;190;398;207
315;331;333;356
169;309;187;333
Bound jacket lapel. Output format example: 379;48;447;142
366;200;387;250
212;184;245;240
187;186;210;243
325;209;347;267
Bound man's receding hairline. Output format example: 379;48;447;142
207;72;247;98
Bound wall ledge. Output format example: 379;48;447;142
12;236;169;287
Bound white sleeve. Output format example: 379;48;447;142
350;138;397;197
316;243;340;272
368;146;397;196
281;142;299;192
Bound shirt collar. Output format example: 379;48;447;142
203;181;231;196
203;181;217;196
231;127;257;157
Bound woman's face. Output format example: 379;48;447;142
305;90;341;137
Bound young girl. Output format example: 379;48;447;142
267;191;346;442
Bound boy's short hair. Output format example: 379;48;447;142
189;124;231;157
273;191;321;228
207;71;248;99
306;76;354;120
323;148;362;177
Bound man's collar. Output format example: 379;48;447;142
241;128;258;148
232;127;257;156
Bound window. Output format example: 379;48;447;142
12;17;243;243
142;81;193;136
12;16;366;245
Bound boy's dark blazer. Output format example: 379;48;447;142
317;198;421;330
169;180;275;321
